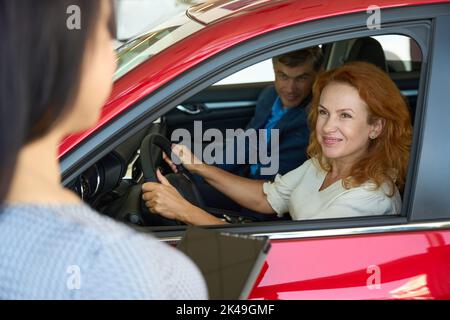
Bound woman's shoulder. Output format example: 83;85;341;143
340;180;402;215
0;202;160;256
0;203;207;299
23;203;183;259
358;179;399;197
56;204;208;299
6;203;140;242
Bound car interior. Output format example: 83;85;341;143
67;34;421;228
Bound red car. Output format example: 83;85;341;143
61;0;450;299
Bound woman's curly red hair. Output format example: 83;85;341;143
307;61;413;195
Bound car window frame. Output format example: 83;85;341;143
60;4;450;240
408;12;450;222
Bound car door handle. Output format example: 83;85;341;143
176;104;206;115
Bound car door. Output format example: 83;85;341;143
159;5;450;300
60;2;450;300
243;5;450;300
248;229;450;299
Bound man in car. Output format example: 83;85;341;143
197;46;324;214
223;46;323;179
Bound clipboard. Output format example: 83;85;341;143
177;227;271;300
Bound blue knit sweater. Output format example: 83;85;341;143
0;203;207;300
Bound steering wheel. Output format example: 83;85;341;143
139;133;205;226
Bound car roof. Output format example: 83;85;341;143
59;0;450;157
188;0;446;25
187;0;293;25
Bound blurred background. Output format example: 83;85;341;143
114;0;201;42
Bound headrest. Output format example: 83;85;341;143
347;37;388;72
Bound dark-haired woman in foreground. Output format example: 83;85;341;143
142;61;412;225
0;0;207;299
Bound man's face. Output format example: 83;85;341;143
273;60;318;108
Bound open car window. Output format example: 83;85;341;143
71;31;424;229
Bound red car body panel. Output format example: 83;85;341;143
58;0;449;157
59;0;450;299
249;230;450;299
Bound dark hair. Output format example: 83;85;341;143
0;0;116;205
272;46;324;71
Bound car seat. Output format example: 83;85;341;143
346;36;389;72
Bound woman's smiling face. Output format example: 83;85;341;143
316;81;383;166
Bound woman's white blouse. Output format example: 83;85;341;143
263;159;401;220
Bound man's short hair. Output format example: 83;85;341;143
272;46;324;72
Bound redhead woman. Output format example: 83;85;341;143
0;0;207;299
142;61;412;225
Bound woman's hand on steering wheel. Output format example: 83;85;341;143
163;144;203;174
142;169;193;222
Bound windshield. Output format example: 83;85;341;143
114;12;204;80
